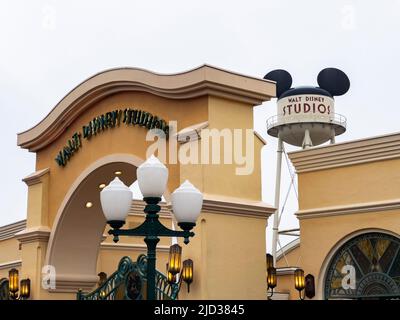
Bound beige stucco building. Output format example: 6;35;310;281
275;133;400;299
1;65;399;300
0;65;276;300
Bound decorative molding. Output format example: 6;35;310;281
277;238;300;261
100;243;170;252
0;220;26;241
270;292;290;300
201;194;275;219
50;274;99;293
175;121;209;144
22;168;50;186
276;267;300;276
288;131;400;173
296;198;400;220
15;227;51;244
129;199;172;218
174;124;268;146
0;260;21;270
17;65;275;152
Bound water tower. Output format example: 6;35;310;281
264;68;350;263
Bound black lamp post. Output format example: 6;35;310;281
100;155;203;300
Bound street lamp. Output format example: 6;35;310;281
8;269;30;300
100;155;203;300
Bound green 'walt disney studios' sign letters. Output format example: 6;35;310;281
55;108;169;167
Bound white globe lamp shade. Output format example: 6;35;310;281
100;177;133;229
137;155;168;198
171;180;203;231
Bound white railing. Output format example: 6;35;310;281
266;113;347;130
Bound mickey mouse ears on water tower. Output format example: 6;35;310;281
264;68;350;99
317;68;350;96
263;69;292;98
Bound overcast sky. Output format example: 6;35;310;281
1;0;400;252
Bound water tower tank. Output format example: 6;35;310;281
265;68;350;264
265;68;350;148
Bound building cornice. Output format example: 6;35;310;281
22;168;50;186
0;220;26;241
50;274;99;293
200;194;275;219
288;131;400;173
100;243;170;252
15;227;51;244
174;123;267;147
17;65;275;152
276;267;300;276
129;199;172;218
296;198;400;220
0;260;22;270
129;196;275;220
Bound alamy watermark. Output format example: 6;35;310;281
42;265;56;290
145;121;255;176
341;265;356;290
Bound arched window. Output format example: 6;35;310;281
324;232;400;299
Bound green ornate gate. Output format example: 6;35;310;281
77;255;180;300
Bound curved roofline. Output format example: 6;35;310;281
17;64;276;152
276;237;300;261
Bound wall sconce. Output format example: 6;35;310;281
167;244;182;275
267;267;277;299
266;253;273;270
166;263;177;285
305;274;315;299
8;269;30;300
181;259;194;293
266;253;277;299
166;245;194;293
294;268;305;300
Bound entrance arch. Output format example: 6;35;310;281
17;65;275;299
322;230;400;299
45;154;171;292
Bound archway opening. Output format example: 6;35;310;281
48;161;138;292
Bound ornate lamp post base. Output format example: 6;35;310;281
108;197;195;300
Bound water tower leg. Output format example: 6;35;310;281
272;135;283;265
330;127;336;144
302;129;313;149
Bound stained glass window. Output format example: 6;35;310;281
324;232;400;299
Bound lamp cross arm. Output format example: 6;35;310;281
108;216;195;244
